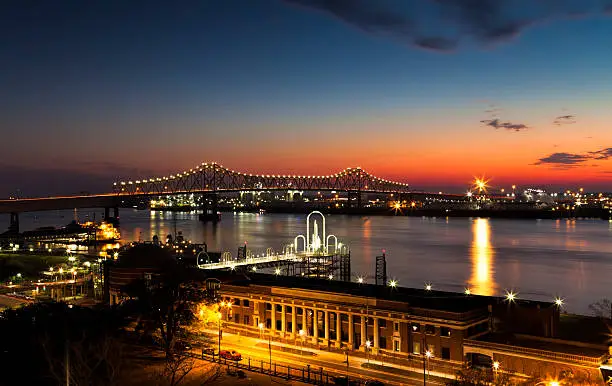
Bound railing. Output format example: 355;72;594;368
199;350;366;385
198;253;303;269
464;339;607;366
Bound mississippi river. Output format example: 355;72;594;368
7;209;612;315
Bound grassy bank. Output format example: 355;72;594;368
0;253;69;281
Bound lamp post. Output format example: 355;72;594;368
492;361;500;382
216;311;222;354
299;329;306;356
259;322;272;369
423;349;432;386
365;340;371;364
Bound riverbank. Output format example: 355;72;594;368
0;253;68;281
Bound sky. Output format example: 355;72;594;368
1;0;612;196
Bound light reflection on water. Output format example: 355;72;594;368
470;218;496;296
4;209;612;315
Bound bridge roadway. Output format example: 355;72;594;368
0;194;119;214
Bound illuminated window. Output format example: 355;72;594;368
441;327;451;337
413;342;421;355
394;340;400;352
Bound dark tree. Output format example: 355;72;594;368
588;298;612;320
0;302;127;386
120;247;210;358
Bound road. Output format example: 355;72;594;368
198;328;450;386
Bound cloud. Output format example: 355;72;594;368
282;0;611;52
534;146;612;168
589;147;612;160
533;152;591;167
481;118;529;132
553;114;576;126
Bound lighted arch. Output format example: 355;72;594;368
306;211;326;252
294;235;306;253
326;234;338;253
221;251;232;262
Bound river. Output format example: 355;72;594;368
3;209;612;315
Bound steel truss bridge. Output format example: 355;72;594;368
113;161;410;196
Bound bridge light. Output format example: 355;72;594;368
425;283;432;291
554;297;564;307
464;288;471;295
505;290;517;302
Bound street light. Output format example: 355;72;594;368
493;361;500;381
423;349;433;385
259;322;272;369
298;329;306;356
216;311;222;354
365;340;371;364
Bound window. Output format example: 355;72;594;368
297;308;303;315
378;319;387;328
266;318;271;328
425;325;436;335
243;299;249;307
393;340;400;352
234;314;240;323
442;347;451;360
275;304;282;313
286;306;292;314
411;323;420;332
413;341;421;355
243;315;250;325
379;337;387;349
266;303;272;311
441;327;451;337
233;298;240;306
394;322;399;332
276;320;282;331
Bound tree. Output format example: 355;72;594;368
450;367;513;385
588;298;612;320
120;249;210;358
0;302;127;386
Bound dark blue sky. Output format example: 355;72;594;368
1;0;612;196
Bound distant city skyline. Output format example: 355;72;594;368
2;0;612;196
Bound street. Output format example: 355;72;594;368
198;328;450;386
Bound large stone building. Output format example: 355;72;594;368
216;274;611;384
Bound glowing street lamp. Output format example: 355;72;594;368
216;311;222;354
357;276;364;284
554;297;564;308
365;340;371;364
505;290;517;302
274;267;281;275
492;361;500;371
464;288;471;295
388;279;397;288
425;283;432;291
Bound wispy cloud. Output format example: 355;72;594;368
534;146;612;168
553;114;576;126
481;118;529;132
589;147;612;160
282;0;612;52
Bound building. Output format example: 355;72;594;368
216;274;610;384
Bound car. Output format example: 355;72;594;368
219;350;242;361
174;340;192;352
202;347;216;356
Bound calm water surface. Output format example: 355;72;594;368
5;209;612;314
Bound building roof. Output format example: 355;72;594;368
218;272;554;316
474;332;609;358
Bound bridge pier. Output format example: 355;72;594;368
8;212;19;234
199;193;220;223
347;191;362;209
103;207;120;225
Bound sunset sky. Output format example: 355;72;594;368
1;0;612;196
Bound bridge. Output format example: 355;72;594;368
0;162;410;233
112;161;409;195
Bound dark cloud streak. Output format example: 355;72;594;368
481;118;529;132
282;0;612;52
553;114;576;126
534;146;612;168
